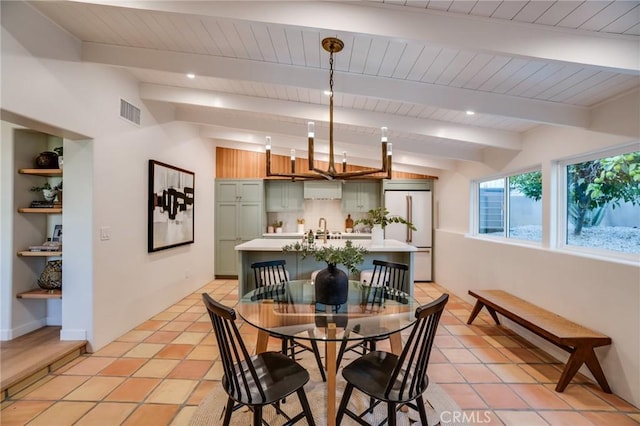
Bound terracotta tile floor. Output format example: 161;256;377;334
1;280;639;425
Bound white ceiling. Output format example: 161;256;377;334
29;1;640;173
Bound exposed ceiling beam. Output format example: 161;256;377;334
140;83;522;151
176;106;484;165
86;42;590;128
80;0;640;72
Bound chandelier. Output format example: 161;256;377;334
265;37;392;180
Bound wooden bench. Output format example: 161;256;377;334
467;289;612;393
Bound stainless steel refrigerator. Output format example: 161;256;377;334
384;190;432;281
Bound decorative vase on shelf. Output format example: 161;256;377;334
42;189;58;202
35;151;59;169
371;224;384;245
315;264;348;305
37;260;62;290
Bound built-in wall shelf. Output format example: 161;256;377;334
17;251;62;257
18;168;62;177
17;208;62;214
16;289;61;299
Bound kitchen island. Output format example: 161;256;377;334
234;238;417;296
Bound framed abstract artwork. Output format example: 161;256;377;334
148;160;195;252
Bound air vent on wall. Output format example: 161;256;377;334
120;99;140;125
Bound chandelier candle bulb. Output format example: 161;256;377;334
265;136;272;171
291;149;296;173
343;152;347;172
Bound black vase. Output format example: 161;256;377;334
35;151;59;169
315;264;348;305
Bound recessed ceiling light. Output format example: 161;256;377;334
186;73;195;79
466;110;475;116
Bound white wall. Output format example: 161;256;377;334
1;2;215;350
0;122;17;339
435;125;640;406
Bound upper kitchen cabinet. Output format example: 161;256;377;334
383;179;432;191
342;181;380;213
265;180;304;212
216;180;263;203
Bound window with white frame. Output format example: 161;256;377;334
560;149;640;256
476;170;542;242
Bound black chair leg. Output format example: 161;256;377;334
336;338;349;369
252;405;262;426
336;383;354;425
387;402;397;426
223;397;234;424
297;388;317;426
416;395;429;426
310;340;327;382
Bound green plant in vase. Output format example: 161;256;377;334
354;207;415;244
54;146;63;169
354;207;416;230
282;240;368;305
30;181;62;203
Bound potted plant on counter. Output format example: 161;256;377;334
273;220;283;233
282;240;368;305
354;207;416;244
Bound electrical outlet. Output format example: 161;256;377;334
100;226;111;241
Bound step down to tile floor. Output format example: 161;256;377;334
1;327;86;401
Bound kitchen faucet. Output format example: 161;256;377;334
318;217;327;244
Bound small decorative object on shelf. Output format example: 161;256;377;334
29;240;62;252
297;218;305;233
37;260;62;290
54;146;63;169
30;200;55;208
35;151;59;169
30;181;63;203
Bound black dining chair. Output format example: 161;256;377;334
250;260;327;382
336;260;409;367
202;293;316;425
336;293;449;426
252;259;290;287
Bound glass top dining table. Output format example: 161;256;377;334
235;279;418;426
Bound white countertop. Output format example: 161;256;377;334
235;238;416;252
262;232;372;238
262;232;305;237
